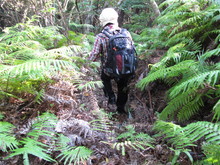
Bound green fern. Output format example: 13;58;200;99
90;119;112;133
176;94;204;121
77;80;103;91
213;99;220;121
136;60;196;90
159;89;202;121
202;143;220;165
153;120;196;149
8;112;58;165
106;125;154;156
169;70;220;99
9;138;55;165
201;47;220;61
0;113;4;120
56;134;92;165
154;120;220;147
33;89;45;104
0;121;18;152
2;59;77;76
153;120;220;164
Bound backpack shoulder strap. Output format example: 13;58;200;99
102;28;122;38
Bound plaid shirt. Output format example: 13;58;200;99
89;24;132;71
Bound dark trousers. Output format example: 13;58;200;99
101;71;132;113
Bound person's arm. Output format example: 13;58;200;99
89;35;102;62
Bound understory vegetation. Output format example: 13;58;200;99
0;0;219;165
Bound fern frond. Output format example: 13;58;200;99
159;89;198;120
183;122;220;144
108;125;155;156
33;89;45;104
56;135;92;165
57;146;92;165
43;45;84;59
202;143;220;165
0;122;18;152
90;119;112;133
153;120;195;149
1;59;78;77
8;112;58;164
212;99;220;121
154;120;220;164
78;81;103;91
177;94;204;121
9;137;55;164
27;112;58;138
201;47;220;60
116;125;136;140
169;12;204;37
169;70;220;99
136;60;195;90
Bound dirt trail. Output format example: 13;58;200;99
0;56;171;164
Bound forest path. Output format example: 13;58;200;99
0;58;169;165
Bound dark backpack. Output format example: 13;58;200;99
103;28;137;77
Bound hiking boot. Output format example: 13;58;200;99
116;107;127;114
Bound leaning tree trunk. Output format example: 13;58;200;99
149;0;160;18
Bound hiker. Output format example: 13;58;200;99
89;8;137;114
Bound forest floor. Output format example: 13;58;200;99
0;51;191;165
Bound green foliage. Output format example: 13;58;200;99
107;125;154;156
69;22;94;34
0;19;87;101
201;47;220;61
154;120;220;164
137;27;166;54
56;135;93;165
77;80;103;91
9;138;55;165
1;112;93;165
136;60;196;90
202;143;220;165
137;0;220;122
0;121;18;152
0;112;4;120
8;112;58;165
213;99;220;121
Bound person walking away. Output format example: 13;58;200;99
89;8;137;114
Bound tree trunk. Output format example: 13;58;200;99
149;0;160;17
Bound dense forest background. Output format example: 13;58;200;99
0;0;220;165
